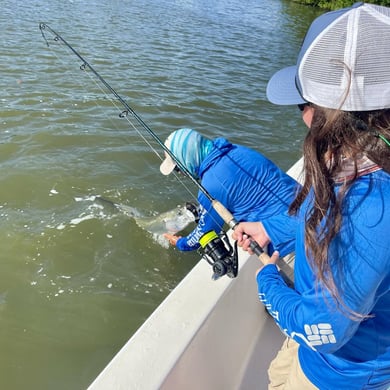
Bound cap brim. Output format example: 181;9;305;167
266;66;307;105
160;155;176;175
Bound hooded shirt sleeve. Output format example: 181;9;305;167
261;210;298;257
257;174;390;357
257;236;388;357
176;191;224;251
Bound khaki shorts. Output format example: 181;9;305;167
268;338;318;390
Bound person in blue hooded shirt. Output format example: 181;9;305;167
233;3;390;389
159;128;299;252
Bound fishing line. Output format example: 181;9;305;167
39;23;228;226
39;23;201;209
77;72;163;163
39;22;286;280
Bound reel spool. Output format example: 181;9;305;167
199;230;238;280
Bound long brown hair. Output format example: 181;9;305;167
289;106;390;316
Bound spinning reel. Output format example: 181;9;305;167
198;230;238;280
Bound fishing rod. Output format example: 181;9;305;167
39;22;284;281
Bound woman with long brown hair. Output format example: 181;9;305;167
233;3;390;389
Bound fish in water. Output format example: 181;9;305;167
95;197;198;248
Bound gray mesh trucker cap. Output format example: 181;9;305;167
266;2;390;111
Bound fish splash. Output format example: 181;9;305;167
74;196;198;248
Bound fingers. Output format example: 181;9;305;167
233;222;270;253
231;228;240;241
232;224;248;244
233;231;249;253
232;222;259;250
163;233;180;246
241;234;255;254
256;250;280;276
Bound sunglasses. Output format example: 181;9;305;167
298;103;310;112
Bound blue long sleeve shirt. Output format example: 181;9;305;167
176;138;299;251
260;169;390;389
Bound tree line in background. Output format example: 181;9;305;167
295;0;390;10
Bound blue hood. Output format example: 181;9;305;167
169;128;213;178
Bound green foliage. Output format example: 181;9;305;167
294;0;390;10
